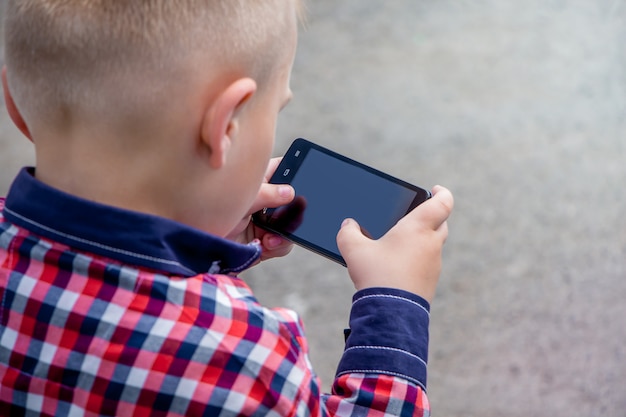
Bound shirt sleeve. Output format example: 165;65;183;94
321;287;431;416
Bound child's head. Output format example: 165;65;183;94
2;0;302;235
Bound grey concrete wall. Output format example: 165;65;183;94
1;1;625;416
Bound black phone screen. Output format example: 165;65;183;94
253;138;431;265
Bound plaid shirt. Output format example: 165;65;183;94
0;168;431;416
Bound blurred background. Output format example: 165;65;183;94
1;1;625;416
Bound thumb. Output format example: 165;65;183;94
247;183;295;216
336;218;369;255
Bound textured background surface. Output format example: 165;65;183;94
2;1;625;416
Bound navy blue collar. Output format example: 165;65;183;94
2;168;261;276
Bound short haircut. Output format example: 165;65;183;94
3;0;302;127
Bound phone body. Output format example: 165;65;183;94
252;138;432;266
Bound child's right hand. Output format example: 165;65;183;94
336;185;453;303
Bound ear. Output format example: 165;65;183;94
2;66;33;142
201;77;257;170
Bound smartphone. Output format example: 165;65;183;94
252;138;432;266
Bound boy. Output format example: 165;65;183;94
0;0;453;415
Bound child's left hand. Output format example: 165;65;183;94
226;158;295;262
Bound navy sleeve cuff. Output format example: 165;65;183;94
335;287;431;391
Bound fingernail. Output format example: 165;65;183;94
278;185;293;198
341;218;352;228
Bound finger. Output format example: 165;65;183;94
263;233;286;250
336;218;369;254
431;185;454;214
260;233;294;260
405;185;454;231
247;182;295;216
438;219;450;242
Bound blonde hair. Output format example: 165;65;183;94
4;0;302;127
